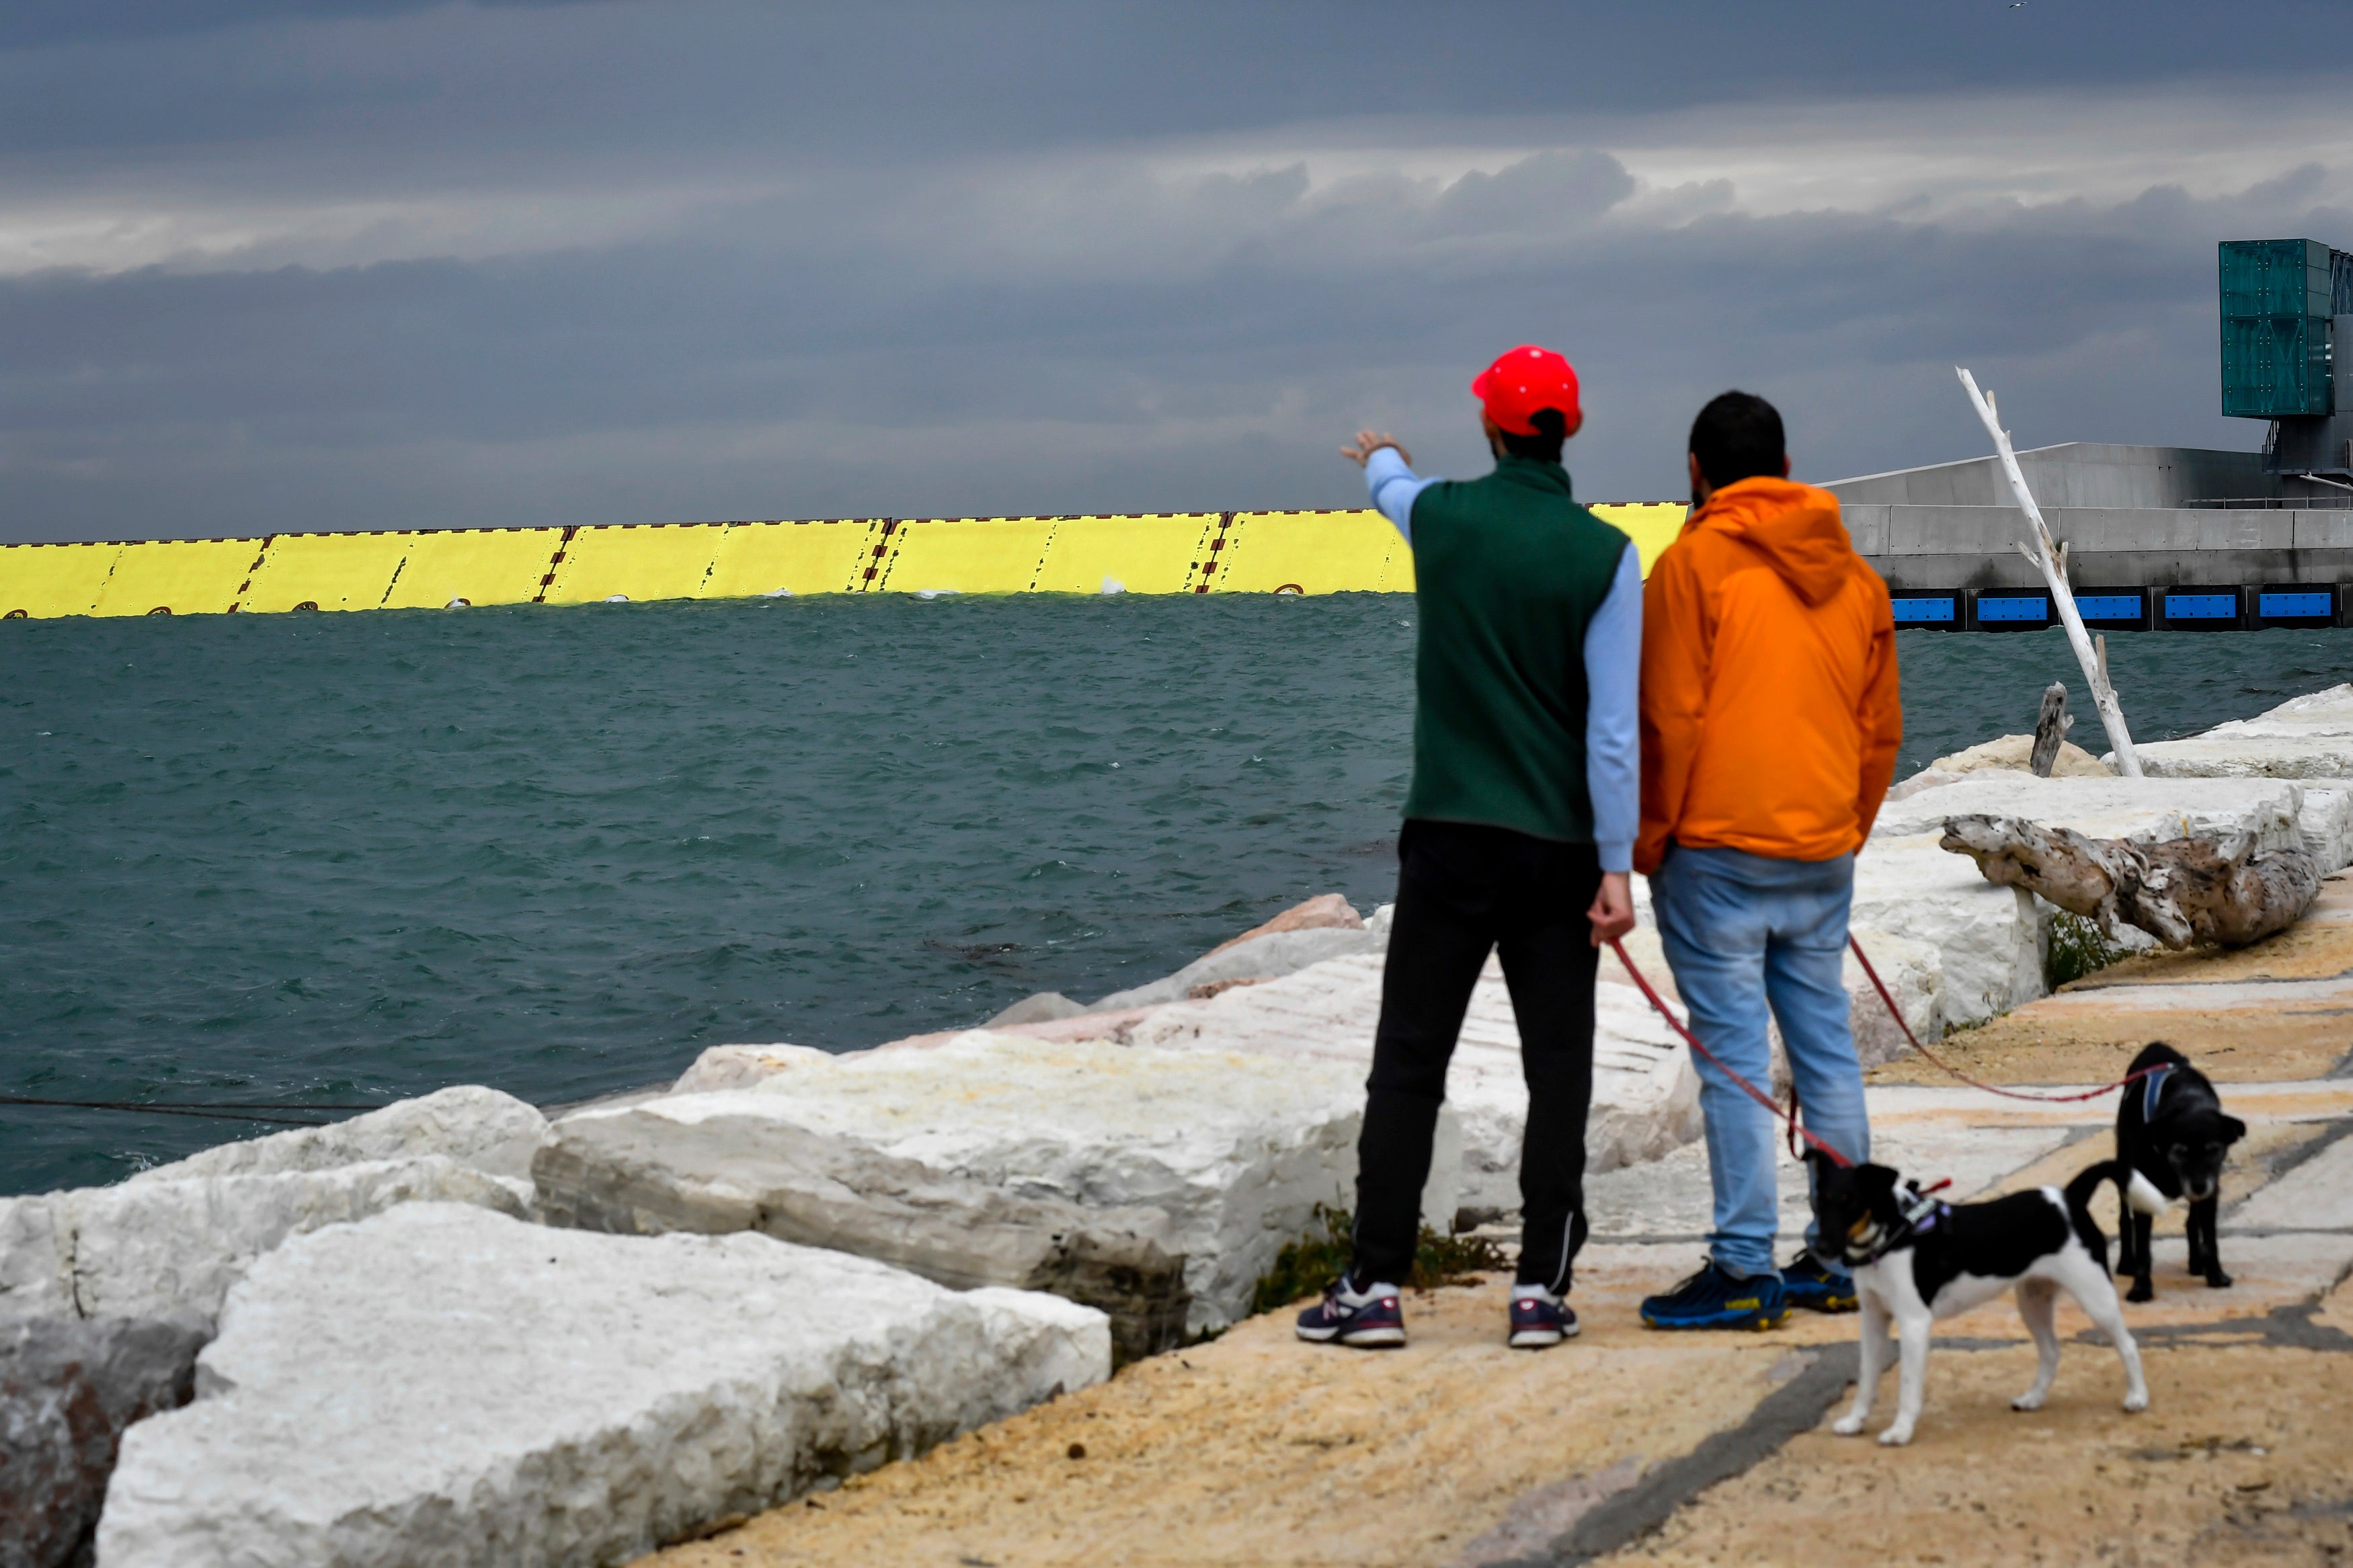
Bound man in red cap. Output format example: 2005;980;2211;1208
1295;345;1640;1352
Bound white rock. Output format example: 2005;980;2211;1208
532;1098;1189;1362
129;1085;548;1186
668;1043;834;1095
1885;768;1966;802
2297;787;2353;872
1123;950;1700;1216
0;1158;527;1324
714;1032;1448;1331
97;1204;1105;1568
1929;733;2113;778
1091;924;1386;1010
1839;927;1944;1067
2128;684;2353;780
1853;833;2045;1026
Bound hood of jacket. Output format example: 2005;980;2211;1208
1684;477;1857;608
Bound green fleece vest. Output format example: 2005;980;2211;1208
1402;455;1630;842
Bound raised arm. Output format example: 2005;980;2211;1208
1343;429;1439;541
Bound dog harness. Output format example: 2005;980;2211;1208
2141;1063;2176;1123
1856;1181;1953;1266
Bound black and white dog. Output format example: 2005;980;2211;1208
1810;1154;2164;1446
2116;1040;2247;1303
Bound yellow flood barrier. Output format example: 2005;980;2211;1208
1;542;126;619
378;528;567;610
239;531;415;613
1590;503;1689;575
881;517;1059;594
1031;514;1220;595
1210;511;1407;595
702;519;881;598
3;501;1693;620
542;523;727;606
87;538;266;618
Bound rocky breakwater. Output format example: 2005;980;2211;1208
95;1204;1106;1568
0;1087;547;1568
538;1031;1460;1344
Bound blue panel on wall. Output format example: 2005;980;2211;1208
2165;593;2239;620
1890;595;1956;624
2075;593;2143;621
2258;591;2334;619
1976;595;2050;623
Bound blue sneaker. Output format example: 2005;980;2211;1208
1640;1260;1788;1331
1781;1249;1858;1313
1508;1286;1579;1349
1294;1276;1406;1347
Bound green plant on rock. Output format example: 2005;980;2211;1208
2045;908;2127;990
1248;1202;1511;1315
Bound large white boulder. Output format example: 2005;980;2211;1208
2298;788;2353;872
2128;684;2353;780
128;1085;547;1186
97;1204;1105;1568
668;1043;834;1095
1123;949;1700;1217
1091;924;1386;1009
534;1097;1189;1363
0;1157;527;1325
1853;833;2046;1026
682;1032;1449;1331
1929;733;2113;778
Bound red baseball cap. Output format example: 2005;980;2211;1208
1472;345;1581;436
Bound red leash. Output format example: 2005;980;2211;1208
1607;938;1856;1168
1843;936;2163;1104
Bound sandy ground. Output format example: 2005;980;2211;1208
641;877;2353;1568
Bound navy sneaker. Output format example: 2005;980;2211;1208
1639;1260;1788;1331
1508;1287;1579;1349
1294;1277;1406;1347
1781;1248;1858;1313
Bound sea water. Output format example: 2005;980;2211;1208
5;595;2348;1194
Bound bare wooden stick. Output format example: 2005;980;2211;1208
1955;368;2143;776
2030;683;2071;777
1940;814;2319;950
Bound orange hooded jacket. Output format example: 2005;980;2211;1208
1635;477;1901;875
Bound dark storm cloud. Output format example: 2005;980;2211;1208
2;2;2350;540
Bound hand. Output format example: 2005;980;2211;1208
1341;430;1409;468
1587;872;1635;948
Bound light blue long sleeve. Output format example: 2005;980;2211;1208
1583;543;1641;874
1363;446;1439;540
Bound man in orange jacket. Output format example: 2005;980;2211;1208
1634;391;1901;1331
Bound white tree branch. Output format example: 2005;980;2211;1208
1955;368;2142;776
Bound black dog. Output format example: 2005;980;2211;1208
2115;1040;2246;1302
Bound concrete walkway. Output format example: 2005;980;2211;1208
640;876;2353;1568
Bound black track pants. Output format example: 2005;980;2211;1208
1351;821;1601;1292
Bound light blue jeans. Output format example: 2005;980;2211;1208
1650;843;1872;1279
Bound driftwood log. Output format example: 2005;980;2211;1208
1941;813;2321;950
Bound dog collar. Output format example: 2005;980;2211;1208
2141;1063;2175;1124
1856;1186;1951;1267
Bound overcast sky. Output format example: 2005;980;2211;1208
4;1;2351;542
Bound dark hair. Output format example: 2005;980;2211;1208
1496;406;1567;464
1688;391;1785;488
